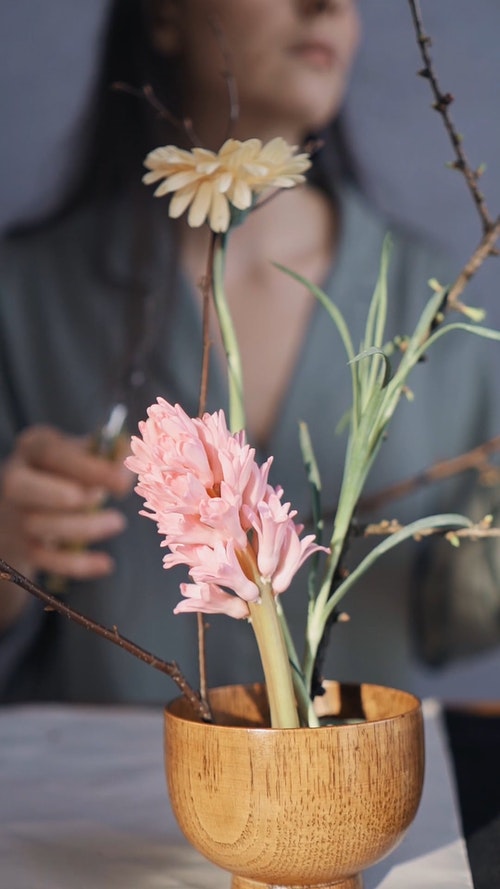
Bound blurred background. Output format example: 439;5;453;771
1;0;498;312
1;0;499;697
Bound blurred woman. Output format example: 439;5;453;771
0;0;495;702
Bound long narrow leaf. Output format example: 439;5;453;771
364;234;392;353
299;421;324;603
273;261;363;433
349;347;392;391
415;320;500;360
319;513;473;628
273;262;356;363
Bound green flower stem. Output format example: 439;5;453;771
248;583;300;728
276;598;319;727
211;230;299;727
212;234;246;432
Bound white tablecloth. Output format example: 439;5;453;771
0;700;473;888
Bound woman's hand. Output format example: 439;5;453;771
0;425;133;628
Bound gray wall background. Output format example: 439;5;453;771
1;1;499;697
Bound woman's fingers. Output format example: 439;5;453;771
0;425;133;582
17;426;133;498
30;542;116;580
3;460;105;511
24;507;127;547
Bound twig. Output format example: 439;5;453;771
407;0;496;238
0;558;211;722
359;434;500;514
360;516;500;542
112;82;202;147
447;218;500;309
358;9;500;513
195;233;218;713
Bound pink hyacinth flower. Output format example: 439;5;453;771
126;398;327;619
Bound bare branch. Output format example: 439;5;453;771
112;82;202;147
359;434;500;514
0;558;211;722
447;218;500;309
360;516;500;542
195;232;219;715
407;0;497;239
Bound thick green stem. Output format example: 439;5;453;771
248;584;300;728
276;599;319;727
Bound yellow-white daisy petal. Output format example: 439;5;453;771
241;163;269;178
142;136;311;232
208;191;230;233
192;147;218;162
187;180;213;228
162;170;203;192
142;169;168;185
217;172;233;193
153;179;176;198
259;137;292;162
168;184;198;218
230;179;253;210
196;161;221;176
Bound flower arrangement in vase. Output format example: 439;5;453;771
126;131;499;730
112;124;499;886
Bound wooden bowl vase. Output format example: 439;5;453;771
164;681;424;889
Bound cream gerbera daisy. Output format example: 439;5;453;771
142;137;311;233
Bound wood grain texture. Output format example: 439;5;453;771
164;682;424;889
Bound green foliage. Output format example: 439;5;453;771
278;235;500;695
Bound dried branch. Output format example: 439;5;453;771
359;434;500;514
447;218;500;310
352;10;500;516
0;558;211;722
360;516;500;543
112;82;202;147
407;0;497;239
195;232;218;713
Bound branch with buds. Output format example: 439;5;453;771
407;0;498;243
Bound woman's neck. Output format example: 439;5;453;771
181;184;337;274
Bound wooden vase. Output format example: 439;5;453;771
164;681;424;889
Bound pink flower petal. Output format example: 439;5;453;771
174;583;250;619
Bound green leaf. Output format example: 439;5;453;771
274;261;361;432
417;320;500;358
299;421;324;603
320;513;473;626
364;233;392;352
273;262;356;362
349;347;392;390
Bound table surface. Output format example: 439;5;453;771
0;701;476;889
